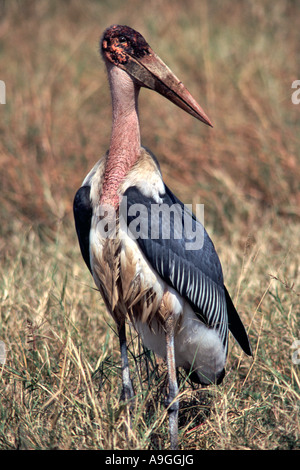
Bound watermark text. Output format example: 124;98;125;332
291;80;300;105
0;341;6;365
0;80;5;104
94;197;205;251
291;339;300;365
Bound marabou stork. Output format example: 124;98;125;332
73;25;252;450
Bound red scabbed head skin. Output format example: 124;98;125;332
101;25;151;66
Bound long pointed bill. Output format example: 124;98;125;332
121;49;213;127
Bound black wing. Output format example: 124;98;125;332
122;184;252;356
73;185;93;274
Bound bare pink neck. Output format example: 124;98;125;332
100;64;141;208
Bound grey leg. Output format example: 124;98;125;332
165;314;179;450
118;321;134;403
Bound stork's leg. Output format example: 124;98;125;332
165;314;179;450
118;321;134;403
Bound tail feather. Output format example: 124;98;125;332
224;286;252;356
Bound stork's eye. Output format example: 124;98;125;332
119;36;127;43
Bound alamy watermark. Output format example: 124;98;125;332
291;339;300;365
0;80;5;104
94;196;205;250
0;341;6;365
291;80;300;105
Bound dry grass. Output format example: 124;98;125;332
0;0;299;450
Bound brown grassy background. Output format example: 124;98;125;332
0;0;299;450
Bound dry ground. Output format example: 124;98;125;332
0;0;299;450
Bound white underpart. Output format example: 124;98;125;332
135;294;226;385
